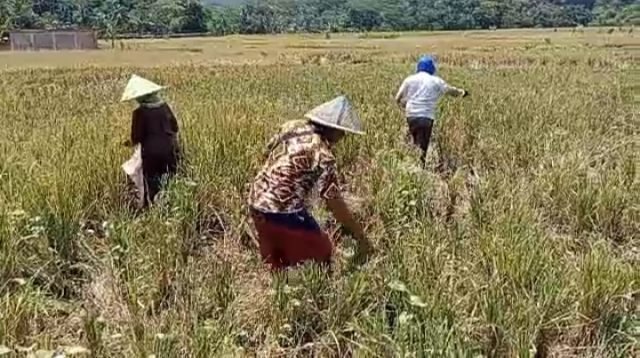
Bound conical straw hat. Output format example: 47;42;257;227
120;74;165;102
304;96;364;135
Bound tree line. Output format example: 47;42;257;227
1;0;638;38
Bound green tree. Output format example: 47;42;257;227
1;0;636;37
1;0;40;31
502;0;533;28
180;0;208;32
239;2;277;33
96;0;132;44
618;4;640;25
208;5;241;35
432;0;481;30
478;0;505;28
74;0;105;29
150;0;186;34
593;0;637;25
375;0;411;30
347;7;382;31
564;5;593;25
32;0;78;26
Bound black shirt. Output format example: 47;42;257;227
131;103;179;158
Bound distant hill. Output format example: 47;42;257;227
205;0;245;6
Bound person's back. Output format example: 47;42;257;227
250;120;337;214
400;72;449;120
248;97;372;270
395;55;468;167
122;74;180;207
132;103;179;158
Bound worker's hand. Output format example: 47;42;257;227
353;236;373;265
326;196;372;265
462;90;470;98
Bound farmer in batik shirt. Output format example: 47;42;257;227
249;96;372;270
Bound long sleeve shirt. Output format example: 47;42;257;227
131;103;179;158
395;72;465;120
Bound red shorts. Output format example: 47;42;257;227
250;209;333;270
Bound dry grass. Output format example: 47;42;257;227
0;27;637;69
0;29;639;357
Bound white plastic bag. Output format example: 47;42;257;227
122;144;145;207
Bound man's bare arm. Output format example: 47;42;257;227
326;196;372;262
395;81;407;108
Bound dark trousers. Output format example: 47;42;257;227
142;153;178;206
407;117;434;166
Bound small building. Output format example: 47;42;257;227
0;32;9;50
9;29;98;51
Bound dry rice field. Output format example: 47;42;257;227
0;28;638;357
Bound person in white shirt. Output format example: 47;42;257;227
395;55;468;167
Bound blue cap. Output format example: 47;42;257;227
417;55;436;75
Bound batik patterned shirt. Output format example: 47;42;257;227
249;120;341;214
